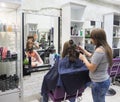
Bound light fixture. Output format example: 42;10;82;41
0;2;6;7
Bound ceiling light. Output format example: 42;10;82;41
0;2;6;7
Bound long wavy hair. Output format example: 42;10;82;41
90;28;113;67
26;40;34;52
62;40;79;62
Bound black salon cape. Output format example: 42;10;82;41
58;56;91;95
41;60;59;95
41;56;91;95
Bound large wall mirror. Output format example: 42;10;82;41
22;10;61;76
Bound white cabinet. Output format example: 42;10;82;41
0;1;22;102
62;2;86;49
103;12;120;57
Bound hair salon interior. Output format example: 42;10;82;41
0;0;120;102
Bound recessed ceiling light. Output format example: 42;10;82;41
0;2;6;7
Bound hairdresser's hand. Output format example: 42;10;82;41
79;53;86;62
32;62;38;67
77;46;84;53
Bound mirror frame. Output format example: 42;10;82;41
22;11;61;76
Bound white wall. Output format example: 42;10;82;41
22;0;42;10
0;10;17;24
25;14;52;29
80;0;120;22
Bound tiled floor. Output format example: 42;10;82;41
81;85;120;102
26;84;120;102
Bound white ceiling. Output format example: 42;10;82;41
96;0;120;6
0;1;21;9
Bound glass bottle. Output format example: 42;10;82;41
80;28;83;36
73;25;78;35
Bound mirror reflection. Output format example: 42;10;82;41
23;13;59;75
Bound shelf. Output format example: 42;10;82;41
62;2;85;49
23;64;51;75
0;1;22;102
29;30;36;32
0;59;17;62
0;32;16;33
71;20;84;23
112;48;120;49
0;88;20;96
71;35;84;38
113;36;120;38
85;37;90;39
113;25;120;28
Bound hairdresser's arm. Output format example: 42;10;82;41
34;50;43;64
79;47;104;72
79;54;97;72
83;49;92;57
78;46;92;57
34;42;39;49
